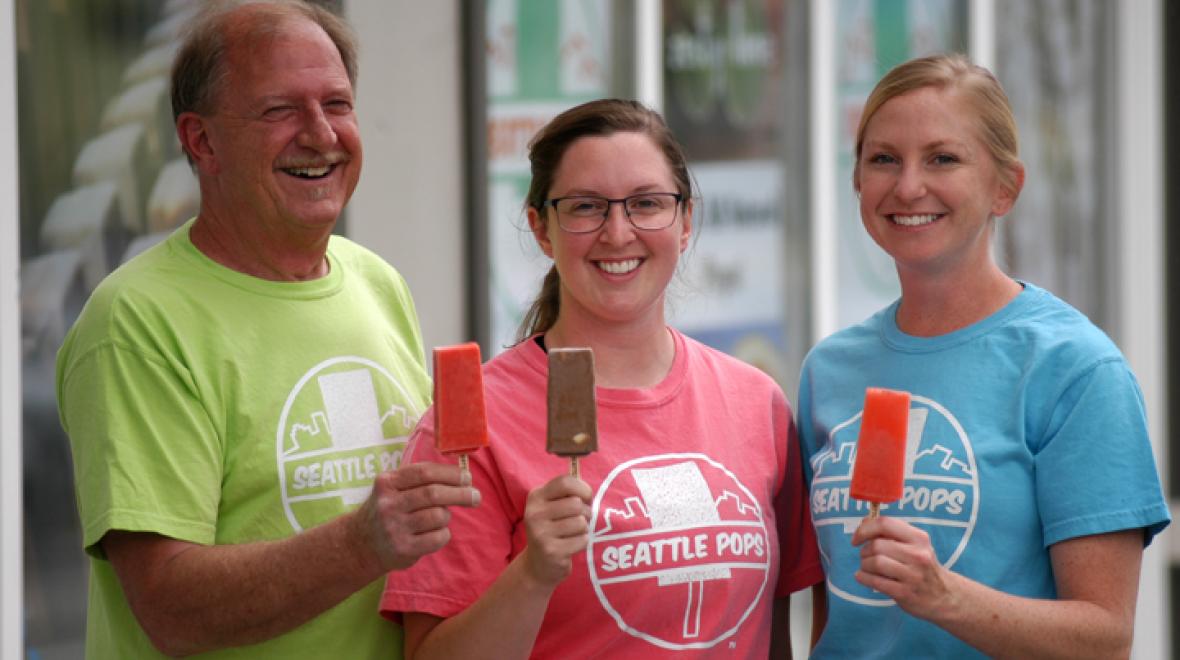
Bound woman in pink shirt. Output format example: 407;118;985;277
381;99;824;658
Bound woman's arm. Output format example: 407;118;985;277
810;581;828;650
854;517;1142;660
769;597;793;660
403;475;592;660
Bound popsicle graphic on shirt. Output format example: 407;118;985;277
632;462;730;639
433;343;489;479
849;387;911;518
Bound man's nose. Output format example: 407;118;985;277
297;104;337;149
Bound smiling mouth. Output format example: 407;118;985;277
890;213;941;227
281;164;335;179
596;258;642;275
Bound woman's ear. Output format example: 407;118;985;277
992;161;1025;217
528;206;554;258
679;198;693;253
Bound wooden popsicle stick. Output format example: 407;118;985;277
458;454;470;481
569;456;580;479
868;502;880;519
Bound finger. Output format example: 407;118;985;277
543;514;590;539
387;461;467;489
391;505;453;535
874;516;932;545
388;527;454;569
538;475;593;502
851;516;884;546
854;568;903;600
384;481;481;512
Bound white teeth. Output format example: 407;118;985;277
598;258;640;274
892;214;938;226
285;165;332;178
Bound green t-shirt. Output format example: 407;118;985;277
56;220;431;658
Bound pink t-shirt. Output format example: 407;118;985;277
381;329;822;657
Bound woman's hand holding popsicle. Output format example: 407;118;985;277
520;475;593;587
851;515;959;621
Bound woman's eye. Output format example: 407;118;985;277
868;153;897;165
932;153;958;165
566;199;605;214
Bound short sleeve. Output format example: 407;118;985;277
380;411;518;619
1033;359;1170;547
59;343;222;556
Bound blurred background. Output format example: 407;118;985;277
0;0;1174;657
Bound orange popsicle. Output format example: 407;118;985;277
849;387;911;518
433;343;489;478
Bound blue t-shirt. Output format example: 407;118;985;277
797;283;1170;659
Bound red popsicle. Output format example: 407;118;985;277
433;343;489;479
850;387;911;519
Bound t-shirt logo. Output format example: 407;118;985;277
275;356;422;532
809;395;980;605
588;454;770;650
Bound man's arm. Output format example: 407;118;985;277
105;462;479;656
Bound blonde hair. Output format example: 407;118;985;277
855;53;1021;191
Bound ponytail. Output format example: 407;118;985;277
516;265;561;342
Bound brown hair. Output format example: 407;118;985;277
516;98;693;341
854;53;1021;191
170;0;358;133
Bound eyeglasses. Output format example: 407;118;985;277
542;192;684;233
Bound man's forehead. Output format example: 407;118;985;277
220;20;350;89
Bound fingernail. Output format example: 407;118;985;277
471;488;481;507
460;470;472;487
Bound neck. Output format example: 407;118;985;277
190;207;331;281
895;261;1021;336
544;316;675;389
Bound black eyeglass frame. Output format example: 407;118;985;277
540;192;685;233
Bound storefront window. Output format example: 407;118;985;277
830;0;968;328
484;0;622;351
995;0;1115;329
663;0;800;387
15;2;338;655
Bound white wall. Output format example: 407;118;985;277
344;0;467;356
0;0;21;652
1119;3;1170;658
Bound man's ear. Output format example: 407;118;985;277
176;112;218;175
527;206;554;258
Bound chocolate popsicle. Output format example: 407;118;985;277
547;348;597;478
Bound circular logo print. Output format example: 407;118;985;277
587;453;770;650
809;395;980;606
276;356;422;532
